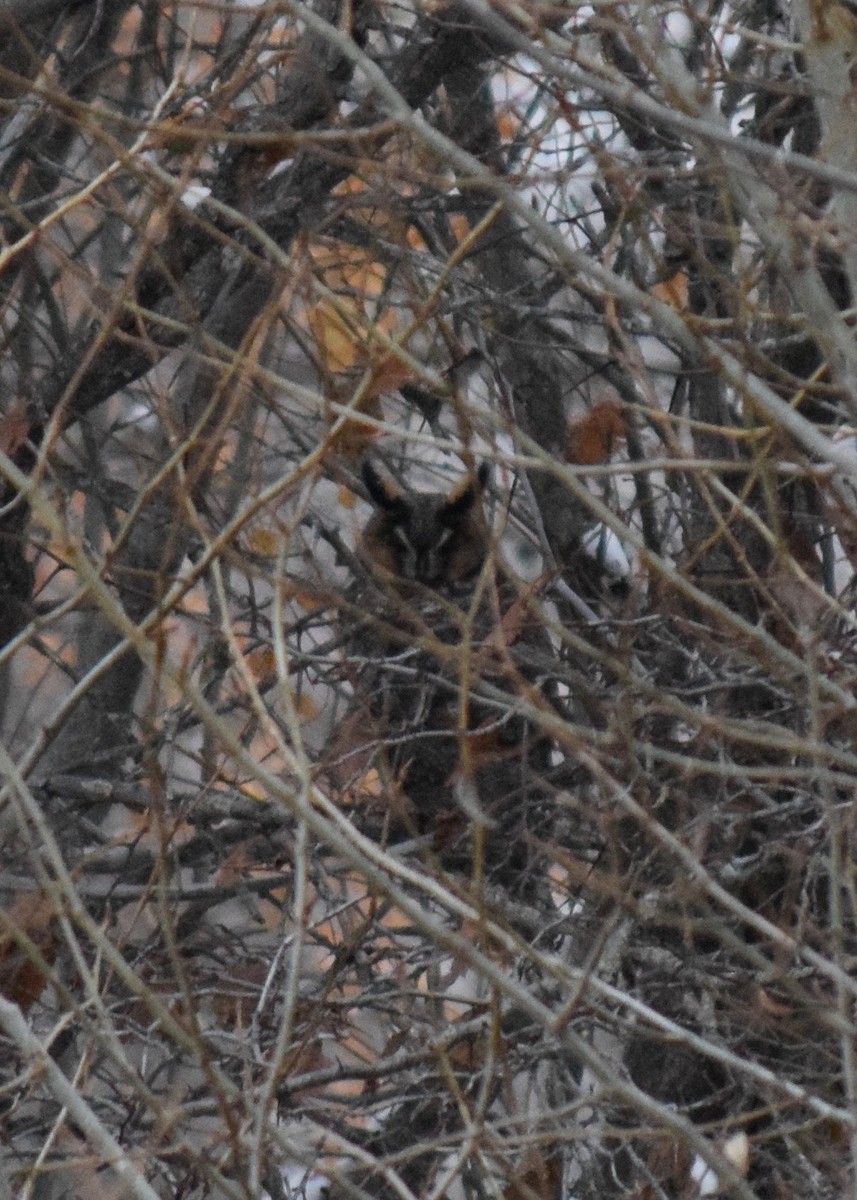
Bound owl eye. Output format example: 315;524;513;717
389;523;451;582
419;527;454;582
391;524;414;554
389;523;420;579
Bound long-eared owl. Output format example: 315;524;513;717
339;458;556;900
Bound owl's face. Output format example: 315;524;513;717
360;460;490;587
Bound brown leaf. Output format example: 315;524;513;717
643;1137;693;1195
755;985;795;1020
0;891;58;1012
324;709;382;792
0;400;29;458
565;401;626;465
431;806;467;851
362;350;416;400
247;647;276;680
442;1031;487;1072
325;712;416;821
248;528;280;557
651;270;689;310
338;485;358;510
504;1150;563;1200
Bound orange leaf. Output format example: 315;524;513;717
296;691;320;721
406;224;428;251
310;299;361;372
652;271;689;309
497;109;519;140
565;401;626;465
363;351;415;400
449;213;470;243
326;416;382;463
247;647;276;679
279;579;327;612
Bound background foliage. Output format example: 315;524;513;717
1;1;857;1197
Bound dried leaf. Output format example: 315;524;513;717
247;647;276;680
645;1137;693;1195
431;806;467;851
504;1150;563;1200
325;711;381;792
279;579;327;613
651;270;689;309
248;528;280;557
481;571;549;657
296;691;320;722
0;891;57;1013
310;299;361;372
0;400;29;457
362;350;415;400
565;401;627;465
327;416;381;462
755;985;795;1019
338;486;358;510
824;1117;848;1146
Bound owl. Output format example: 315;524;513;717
359;459;490;590
338;458;558;901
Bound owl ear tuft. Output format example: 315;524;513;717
362;460;408;515
442;461;490;521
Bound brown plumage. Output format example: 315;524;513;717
338;459;560;903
